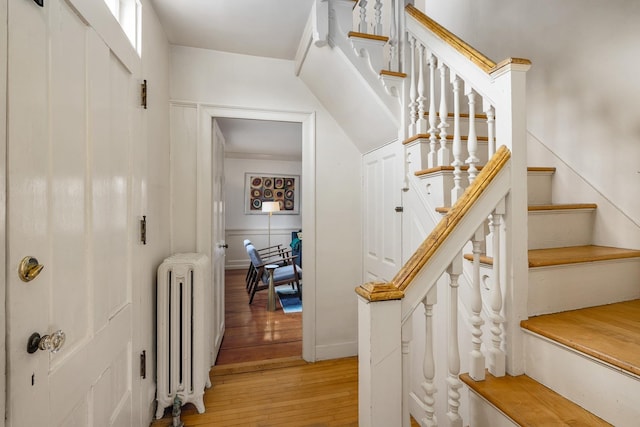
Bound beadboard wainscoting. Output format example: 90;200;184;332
225;228;301;269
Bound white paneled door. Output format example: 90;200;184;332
7;0;140;426
363;142;403;282
211;120;226;362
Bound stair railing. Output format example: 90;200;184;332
352;3;531;426
357;147;512;426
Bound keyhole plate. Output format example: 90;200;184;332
27;333;41;354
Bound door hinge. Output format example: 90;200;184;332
140;350;146;379
141;79;147;109
395;206;403;212
140;215;147;245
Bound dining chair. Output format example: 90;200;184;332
246;244;301;305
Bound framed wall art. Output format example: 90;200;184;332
244;173;300;214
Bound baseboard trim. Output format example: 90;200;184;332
314;341;357;361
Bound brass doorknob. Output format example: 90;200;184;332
18;256;44;282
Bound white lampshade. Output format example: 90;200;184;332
262;201;280;213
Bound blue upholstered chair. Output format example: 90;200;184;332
246;244;302;305
243;240;289;291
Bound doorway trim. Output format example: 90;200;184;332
194;103;316;362
0;0;7;419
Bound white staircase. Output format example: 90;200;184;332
298;0;640;425
456;162;640;426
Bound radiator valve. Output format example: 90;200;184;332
172;395;184;427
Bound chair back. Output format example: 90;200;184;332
246;244;263;268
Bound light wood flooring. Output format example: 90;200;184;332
151;270;427;426
216;269;302;365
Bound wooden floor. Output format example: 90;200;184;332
152;357;360;427
216;269;302;365
150;269;421;427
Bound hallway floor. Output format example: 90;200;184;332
216;269;302;364
151;268;421;426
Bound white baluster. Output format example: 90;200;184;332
358;0;368;33
447;256;463;427
486;105;496;158
408;36;418;136
465;86;479;183
469;226;486;381
489;200;506;377
402;322;412;427
388;0;397;71
373;0;383;35
421;289;438;427
416;43;428;134
427;53;438;168
437;60;450;166
450;73;463;202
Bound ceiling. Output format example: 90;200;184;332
216;118;302;160
150;0;313;159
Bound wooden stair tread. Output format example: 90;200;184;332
347;31;389;42
436;203;596;214
380;69;406;78
416;166;553;178
417;165;484;177
528;245;640;268
460;372;612;426
528;203;597;211
423;111;489;120
403;133;489;145
521;299;640;377
527;166;556;173
464;245;640;267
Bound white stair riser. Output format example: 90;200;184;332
350;36;386;75
412;171;454;208
466;391;519;427
524;331;640;426
414;169;553;215
528;209;595;249
528;259;640;316
527;171;554;205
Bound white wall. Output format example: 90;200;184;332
138;1;171;424
224;157;302;269
169;46;363;360
421;0;640;240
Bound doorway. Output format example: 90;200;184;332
178;104;317;364
215;117;303;364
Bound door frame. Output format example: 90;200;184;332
0;0;7;421
192;104;317;362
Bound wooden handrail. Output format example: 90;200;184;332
406;5;530;75
394;145;510;290
356;146;511;301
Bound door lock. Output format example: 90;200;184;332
18;256;44;282
27;330;66;354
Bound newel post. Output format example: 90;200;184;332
356;282;404;427
490;58;531;375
